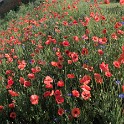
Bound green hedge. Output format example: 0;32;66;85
0;0;36;17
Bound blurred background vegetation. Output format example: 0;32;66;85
0;0;121;17
0;0;35;17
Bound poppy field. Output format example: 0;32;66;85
0;0;124;123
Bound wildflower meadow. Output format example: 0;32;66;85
0;0;124;123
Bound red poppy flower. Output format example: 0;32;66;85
82;64;89;71
90;12;95;18
111;33;117;40
58;56;64;62
8;79;14;86
94;15;100;22
99;37;107;44
45;84;53;89
67;74;75;79
73;20;78;25
58;108;65;116
85;29;90;34
94;73;103;84
57;62;63;69
80;85;91;91
18;60;26;70
8;90;19;97
71;108;80;118
63;21;68;26
28;73;35;79
62;40;70;47
9;103;15;108
54;90;62;96
102;29;107;34
0;106;4;111
81;48;88;55
79;75;91;85
43;91;51;97
81;22;88;26
52;0;57;3
99;62;109;72
51;61;58;67
82;34;88;40
105;71;112;77
98;49;104;55
31;68;37;73
118;53;124;64
45;40;51;45
10;112;16;119
56;52;61;57
35;66;41;72
88;66;94;72
57;80;64;87
19;77;25;85
24;81;31;87
68;60;73;64
114;22;122;29
104;0;110;4
30;95;39;105
73;36;79;42
81;90;91;100
122;16;124;21
44;76;53;85
72;90;80;97
92;36;99;42
6;85;12;89
6;70;12;75
65;50;70;56
55;96;64;104
51;39;57;44
117;30;124;35
70;52;78;62
113;61;121;68
101;15;106;20
85;17;90;23
37;60;46;65
122;85;124;92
